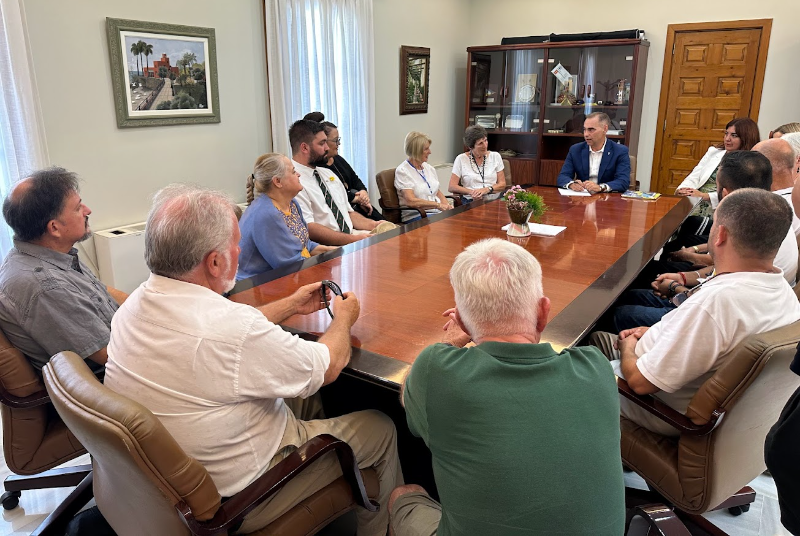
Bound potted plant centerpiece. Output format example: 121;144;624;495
503;185;548;237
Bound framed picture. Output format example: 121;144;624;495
554;74;579;104
515;73;537;103
106;18;221;128
470;54;491;104
400;46;430;115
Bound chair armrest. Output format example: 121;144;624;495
378;200;427;218
445;195;462;207
0;383;50;409
626;504;691;535
179;434;378;536
616;378;723;436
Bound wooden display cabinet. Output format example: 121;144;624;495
466;38;648;186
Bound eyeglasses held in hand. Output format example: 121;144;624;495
320;280;343;318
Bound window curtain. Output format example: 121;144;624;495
0;0;48;255
264;0;375;191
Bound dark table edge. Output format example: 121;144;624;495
232;192;696;391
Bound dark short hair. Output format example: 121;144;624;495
716;151;773;195
715;188;792;260
2;167;80;242
289;119;325;154
717;118;761;151
463;125;487;149
303;111;325;122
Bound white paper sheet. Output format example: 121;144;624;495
558;188;591;196
551;63;572;85
500;223;566;237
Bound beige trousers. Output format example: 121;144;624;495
236;405;404;535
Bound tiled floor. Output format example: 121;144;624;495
0;448;790;535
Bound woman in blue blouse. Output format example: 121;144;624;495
237;153;336;279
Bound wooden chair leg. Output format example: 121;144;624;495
4;464;92;492
31;471;94;536
708;486;755;515
626;504;691;535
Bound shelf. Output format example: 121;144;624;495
542;133;625;139
469;102;540;108
497;155;537;160
545;104;629;109
484;130;540;135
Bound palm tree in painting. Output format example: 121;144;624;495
136;40;146;76
130;41;142;75
142;42;154;77
181;52;197;75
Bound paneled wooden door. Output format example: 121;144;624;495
650;20;771;194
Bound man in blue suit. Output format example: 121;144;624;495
556;112;631;194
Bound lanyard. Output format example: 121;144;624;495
407;160;434;196
470;151;486;186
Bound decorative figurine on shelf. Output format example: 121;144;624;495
558;91;577;105
503;185;548;237
598;79;619;103
485;87;497;104
616;79;627;105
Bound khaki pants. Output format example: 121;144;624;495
390;491;441;536
237;407;404;535
589;331;680;437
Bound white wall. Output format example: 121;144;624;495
372;0;471;200
21;0;271;236
467;1;800;190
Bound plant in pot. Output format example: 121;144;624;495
503;186;548;237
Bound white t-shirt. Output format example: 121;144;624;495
105;274;330;497
395;160;441;222
774;187;800;237
612;270;800;435
293;160;356;234
775;227;798;285
451;151;504;191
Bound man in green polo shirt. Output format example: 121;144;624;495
389;238;625;535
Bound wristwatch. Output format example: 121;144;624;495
488;186;494;194
601;183;611;193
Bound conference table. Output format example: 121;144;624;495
229;187;694;390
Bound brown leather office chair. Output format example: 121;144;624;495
376;169;427;224
620;321;800;534
502;158;513;186
0;327;92;528
43;351;380;536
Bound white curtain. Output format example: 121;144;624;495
264;0;375;190
0;0;48;255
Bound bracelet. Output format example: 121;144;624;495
679;272;687;285
668;281;680;294
692;246;700;253
694;270;701;279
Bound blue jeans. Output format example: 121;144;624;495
613;289;676;332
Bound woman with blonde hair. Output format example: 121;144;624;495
237;153;335;279
394;131;452;223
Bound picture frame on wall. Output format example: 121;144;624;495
106;17;221;128
400;46;430;115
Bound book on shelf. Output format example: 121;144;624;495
622;190;661;200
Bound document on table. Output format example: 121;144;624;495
501;223;566;236
558;188;591;196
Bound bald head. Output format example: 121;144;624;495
2;167;80;242
754;138;796;190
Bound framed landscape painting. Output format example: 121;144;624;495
106;18;221;128
400;46;430;115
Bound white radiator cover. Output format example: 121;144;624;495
93;203;249;294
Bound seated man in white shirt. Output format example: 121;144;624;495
290;119;379;245
754;137;800;236
591;188;800;436
105;184;402;535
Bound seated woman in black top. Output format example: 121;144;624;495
303;112;384;221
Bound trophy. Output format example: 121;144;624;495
616;79;628;105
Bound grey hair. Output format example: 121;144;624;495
145;184;235;279
247;153;288;204
585;111;611;126
463;125;488;149
782;133;800;162
450;238;544;340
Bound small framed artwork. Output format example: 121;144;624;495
400;46;430;115
106;18;221;128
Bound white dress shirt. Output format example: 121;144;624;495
292;159;356;234
588;140;606;183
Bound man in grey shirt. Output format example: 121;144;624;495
0;167;123;376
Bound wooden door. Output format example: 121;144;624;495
650;21;771;194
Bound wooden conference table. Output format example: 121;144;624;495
229;187;694;389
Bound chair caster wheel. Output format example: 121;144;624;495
1;490;21;510
728;504;750;516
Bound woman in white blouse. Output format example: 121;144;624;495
395;131;452;223
449;125;506;201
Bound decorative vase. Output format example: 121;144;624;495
507;207;532;237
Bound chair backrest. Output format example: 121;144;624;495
432;163;453;197
43;352;221;536
376;169;402;224
503;158;513;186
629;155;637;190
679;321;800;511
0;327;84;475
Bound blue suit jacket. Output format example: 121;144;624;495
556;141;631;192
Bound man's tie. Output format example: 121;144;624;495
313;170;351;234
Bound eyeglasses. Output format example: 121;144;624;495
327;137;342;145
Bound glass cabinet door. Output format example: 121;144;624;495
501;48;545;133
543;45;635;138
468;51;504;130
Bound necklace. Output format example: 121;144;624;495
469;151;486;186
